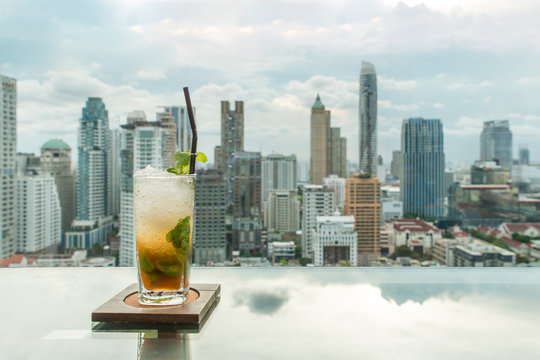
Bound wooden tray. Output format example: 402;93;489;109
92;283;220;325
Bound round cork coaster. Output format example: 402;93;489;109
124;289;200;308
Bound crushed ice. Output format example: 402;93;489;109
133;165;177;178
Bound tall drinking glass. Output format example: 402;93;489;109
134;168;195;305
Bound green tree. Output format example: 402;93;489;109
295;245;302;259
492;238;510;250
512;233;532;243
516;255;530;264
279;259;288;266
443;231;454;239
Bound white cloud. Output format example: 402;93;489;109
517;76;540;85
135;70;166;80
447;81;494;91
378;76;418;91
393;103;420;111
433;102;444;108
128;25;143;33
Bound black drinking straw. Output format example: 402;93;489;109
183;87;198;175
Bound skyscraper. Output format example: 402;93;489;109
193;169;227;265
310;94;347;184
261;153;297;204
215;101;244;205
76;97;112;220
264;190;299;233
119;111;165;266
344;176;381;265
110;129;122;216
159;106;192;152
301;185;335;258
519;144;529;166
401;117;445;217
323;174;346;211
40;139;75;233
232;151;261;218
156;109;177;168
359;61;377;178
0;74;17;260
65;98;113;249
480;120;512;168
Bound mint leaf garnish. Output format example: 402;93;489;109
166;150;208;175
156;262;182;278
166;215;191;250
139;251;155;273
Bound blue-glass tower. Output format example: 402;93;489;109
76;97;112;221
359;61;377;177
401;117;445;217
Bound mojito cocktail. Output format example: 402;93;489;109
134;166;195;305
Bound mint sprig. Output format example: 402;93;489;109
167;150;208;175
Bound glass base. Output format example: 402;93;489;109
138;289;188;306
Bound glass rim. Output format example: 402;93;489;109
133;172;197;179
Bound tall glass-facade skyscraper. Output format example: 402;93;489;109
76;97;112;220
359;61;377;178
480;120;512;168
401;117;445;217
65;98;113;249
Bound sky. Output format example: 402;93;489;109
2;0;540;168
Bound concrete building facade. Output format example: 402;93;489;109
312;215;358;266
0;74;17;260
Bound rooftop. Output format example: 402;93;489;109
41;138;70;150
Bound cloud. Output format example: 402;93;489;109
447;81;494;91
135;70;166;80
378;76;418;90
234;289;290;315
517;76;540;85
433;102;444;108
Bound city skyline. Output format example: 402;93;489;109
2;0;540;168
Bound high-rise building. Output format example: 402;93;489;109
312;215;357;266
75;97;112;221
519;145;530;166
40;139;75;233
193;169;227;265
264;190;299;233
232;151;261;218
401;117;445;217
110;129;122;216
65;98;113;250
323;174;346;211
119;111;165;266
156;109;177;168
310;95;347;184
16;154;61;253
215;101;244;205
390;150;403;180
359;61;377;178
329;127;347;178
480;120;512;168
262;153;297;204
301;185;335;258
344;176;381;265
1;74;17;260
159;106;193;152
